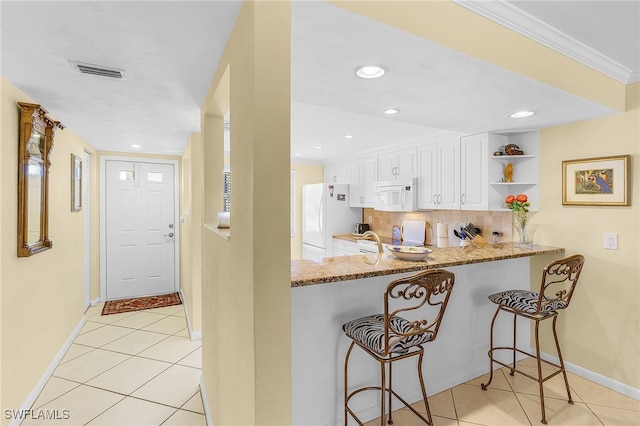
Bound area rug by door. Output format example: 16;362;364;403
101;292;182;315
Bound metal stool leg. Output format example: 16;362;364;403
510;312;517;376
417;351;434;426
481;307;501;390
552;316;574;405
380;359;386;426
534;320;548;424
344;342;355;426
387;362;393;425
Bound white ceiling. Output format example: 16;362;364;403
2;1;638;161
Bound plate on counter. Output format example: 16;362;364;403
384;244;432;261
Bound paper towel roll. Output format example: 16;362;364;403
436;222;448;239
437;236;449;248
217;212;230;228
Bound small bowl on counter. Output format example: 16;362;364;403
384;244;432;261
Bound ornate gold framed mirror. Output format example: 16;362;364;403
17;102;64;257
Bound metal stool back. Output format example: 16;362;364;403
481;254;585;424
343;269;455;425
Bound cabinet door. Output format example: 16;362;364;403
437;139;461;209
362;158;377;206
377;152;396;181
395;148;416;180
417;144;438;209
349;162;364;207
324;163;349;183
460;134;488;210
324;165;336;183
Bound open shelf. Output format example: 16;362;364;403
491;182;537;186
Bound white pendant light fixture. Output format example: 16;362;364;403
356;65;386;79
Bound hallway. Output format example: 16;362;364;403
21;304;204;425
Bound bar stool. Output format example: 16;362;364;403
481;254;585;424
343;269;455;425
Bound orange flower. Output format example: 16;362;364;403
505;193;530;214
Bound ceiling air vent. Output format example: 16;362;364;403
70;61;125;79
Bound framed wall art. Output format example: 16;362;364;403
562;155;630;206
71;153;82;212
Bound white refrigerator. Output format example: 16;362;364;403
302;183;362;260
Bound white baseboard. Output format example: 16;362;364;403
179;289;202;341
12;317;86;426
200;376;212;426
541;351;640;401
90;297;101;307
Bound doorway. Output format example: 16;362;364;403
83;150;91;311
100;157;179;301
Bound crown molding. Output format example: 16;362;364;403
454;0;637;84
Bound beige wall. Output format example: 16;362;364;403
290;162;323;260
0;78;98;417
180;133;202;335
199;2;292;424
533;82;639;389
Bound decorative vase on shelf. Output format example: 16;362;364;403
513;210;528;246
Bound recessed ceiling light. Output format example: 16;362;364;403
295;153;301;157
384;108;399;115
356;65;386;79
315;145;324;149
131;144;141;149
345;135;354;139
509;111;534;118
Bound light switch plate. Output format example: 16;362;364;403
604;232;618;250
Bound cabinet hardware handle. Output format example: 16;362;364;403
164;233;174;238
438;194;442;204
432;195;437;204
460;193;465;204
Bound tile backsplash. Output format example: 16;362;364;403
363;208;514;246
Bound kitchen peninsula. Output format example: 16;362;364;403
291;243;564;425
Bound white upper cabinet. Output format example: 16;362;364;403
322;130;538;212
460;133;491;210
324;162;349;183
377;147;416;181
417;138;460;210
349;157;377;207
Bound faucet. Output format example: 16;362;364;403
362;230;383;255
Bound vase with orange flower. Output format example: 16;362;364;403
505;193;531;246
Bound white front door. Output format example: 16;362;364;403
105;160;176;300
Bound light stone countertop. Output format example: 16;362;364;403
291;243;564;287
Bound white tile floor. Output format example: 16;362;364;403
23;303;204;426
25;303;639;425
362;357;640;426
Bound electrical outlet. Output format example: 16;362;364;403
604;232;618;250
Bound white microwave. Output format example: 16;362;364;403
374;178;417;212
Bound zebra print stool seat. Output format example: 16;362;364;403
487;290;567;315
343;314;435;355
343;269;455;426
481;254;585;425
